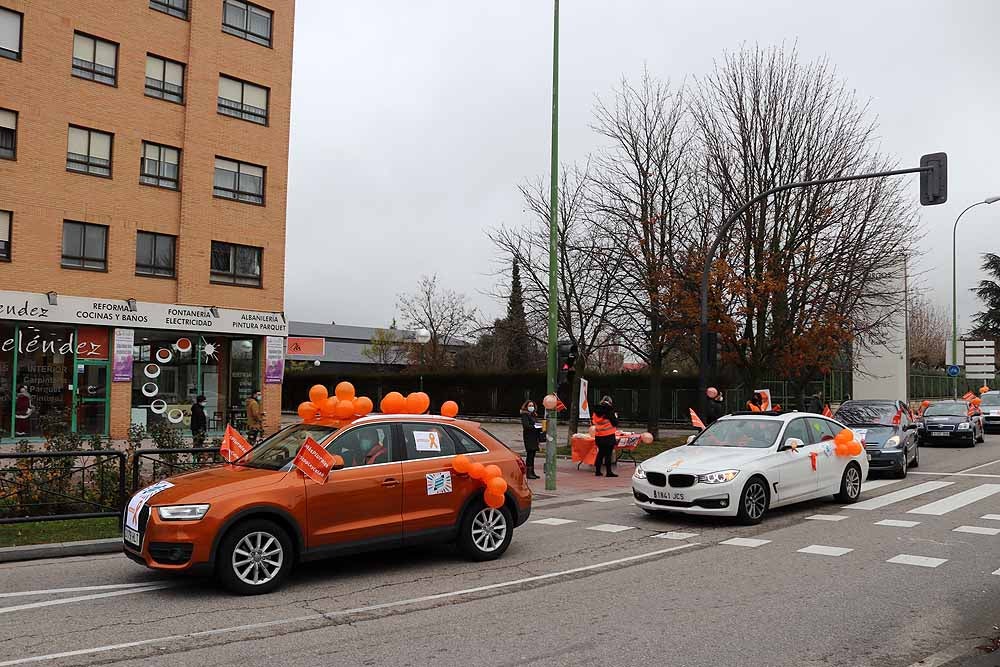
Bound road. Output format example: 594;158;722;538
2;437;1000;666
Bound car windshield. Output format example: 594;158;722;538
980;393;1000;407
924;403;968;417
236;424;339;470
834;403;899;426
689;418;782;448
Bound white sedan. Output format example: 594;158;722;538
633;412;868;524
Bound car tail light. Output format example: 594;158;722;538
514;455;526;477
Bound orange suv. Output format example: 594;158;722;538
123;415;532;594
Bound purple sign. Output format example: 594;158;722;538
265;336;284;384
113;328;134;382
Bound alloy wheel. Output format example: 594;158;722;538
232;531;284;586
744;482;767;520
845;466;861;499
471;507;508;553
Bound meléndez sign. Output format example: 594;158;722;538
0;289;287;337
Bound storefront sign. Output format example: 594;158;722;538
265;336;285;384
113;329;134;382
286;337;325;357
0;289;287;336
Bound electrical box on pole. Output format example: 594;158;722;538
920;152;948;205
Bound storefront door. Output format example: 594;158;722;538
74;362;109;435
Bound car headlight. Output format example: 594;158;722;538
957;422;972;430
633;464;647;480
884;436;901;449
156;504;210;521
697;469;739;484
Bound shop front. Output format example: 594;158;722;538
0;289;286;442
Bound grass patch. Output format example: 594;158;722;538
0;517;120;548
555;435;688;462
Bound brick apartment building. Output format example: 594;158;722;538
0;0;294;440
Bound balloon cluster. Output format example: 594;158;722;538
834;428;863;457
981;385;991;394
452;454;507;508
297;382;374;422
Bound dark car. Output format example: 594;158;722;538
834;400;918;478
918;400;984;448
979;391;1000;433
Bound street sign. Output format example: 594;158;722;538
947;365;961;378
946;340;964;366
963;340;995;380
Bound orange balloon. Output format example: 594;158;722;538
335;381;356;402
835;441;850;456
640;432;654;444
921;400;931;408
405;392;431;415
484;464;502;480
353;396;373;416
309;384;328;405
319;397;339;418
486;476;508;496
973;397;982;406
468;462;486;480
981;386;990;394
483;490;505;509
297;401;318;420
452;454;471;474
441;400;459;418
847;441;863;456
834;428;854;446
334;399;354;419
380;391;405;414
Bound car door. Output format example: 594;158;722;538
398;422;486;540
805;417;843;493
304;423;402;551
771;418;816;503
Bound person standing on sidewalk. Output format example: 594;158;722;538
520;400;540;480
705;387;726;426
190;395;208;447
591;396;619;477
245;389;264;444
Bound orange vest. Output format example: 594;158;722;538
747;402;761;412
592;414;617;438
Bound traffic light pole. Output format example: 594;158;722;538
545;0;560;492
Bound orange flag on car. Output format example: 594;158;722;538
220;424;252;463
963;391;976;402
690;408;706;430
292;436;338;484
822;404;833;417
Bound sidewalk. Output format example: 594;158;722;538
527;456;635;504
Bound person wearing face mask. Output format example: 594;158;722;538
245;389;264;444
520;400;541;479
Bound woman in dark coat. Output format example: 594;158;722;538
591;396;619;477
520;400;540;479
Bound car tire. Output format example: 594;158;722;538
835;463;863;504
895;454;908;479
458;501;513;562
736;476;769;525
217;519;293;596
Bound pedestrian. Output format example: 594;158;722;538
190;394;208;447
746;391;764;412
805;391;825;414
705;387;726;425
591;396;619;478
245;389;264;444
520;400;540;479
14;385;33;436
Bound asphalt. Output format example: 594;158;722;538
2;437;1000;666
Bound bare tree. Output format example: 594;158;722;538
397;275;477;370
362;323;409;371
908;296;949;369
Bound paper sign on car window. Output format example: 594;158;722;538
414;430;442;452
125;480;174;531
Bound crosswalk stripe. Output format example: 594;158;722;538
530;518;576;526
981;514;1000;521
908;484;1000;516
846;481;953;511
652;531;699;540
806;514;848;522
876;519;921;528
953;525;1000;536
798;545;853;556
586;523;634;533
887;554;947;568
993;568;1000;576
862;479;904;491
721;537;770;548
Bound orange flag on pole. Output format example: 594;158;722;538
220;424;252;463
822;404;833;417
690;408;706;430
963;391;976;402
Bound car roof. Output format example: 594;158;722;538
299;414;478;429
719;412;801;423
840;399;899;405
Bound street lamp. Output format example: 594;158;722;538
951;196;1000;396
415;328;431;391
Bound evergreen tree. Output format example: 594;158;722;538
503;262;535;370
970;253;1000;338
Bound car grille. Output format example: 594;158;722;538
926;424;955;432
669;474;696;488
149;542;193;565
645;472;667;487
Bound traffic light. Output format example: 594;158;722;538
919;152;947;206
557;341;578;391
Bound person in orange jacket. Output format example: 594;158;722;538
591;396;619;477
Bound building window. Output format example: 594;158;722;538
145;55;184;103
72;33;118;86
62;221;108;271
67;126;113;177
0;7;21;60
213;157;264;204
211;241;261;286
136;231;176;277
0;108;15;160
222;0;272;47
0;210;10;261
150;0;188;20
140;141;180;190
218;75;268;125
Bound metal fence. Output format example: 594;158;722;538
130;448;226;492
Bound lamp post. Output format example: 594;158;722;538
544;0;560;492
415;328;431;391
952;196;1000;397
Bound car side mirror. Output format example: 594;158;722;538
686;434;697;445
782;437;804;452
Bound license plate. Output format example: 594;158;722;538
931;432;950;437
124;527;141;547
653;490;686;501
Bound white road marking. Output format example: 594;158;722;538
652;531;699;540
956;458;1000;474
805;514;848;522
908;484;1000;516
910;471;1000;479
994;568;1000;576
0;543;699;667
887;554;947;568
0;583;164;599
0;584;174;616
720;537;770;548
862;478;904;491
845;481;953;510
584;497;618;503
982;514;1000;521
952;525;1000;536
530;518;576;526
904;638;987;667
875;519;921;528
586;523;635;533
797;545;853;557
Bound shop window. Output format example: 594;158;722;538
0;322;12;437
13;325;76;438
72;32;118;86
222;0;272;47
0;210;10;261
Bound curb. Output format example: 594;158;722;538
0;538;121;564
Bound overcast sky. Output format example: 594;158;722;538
285;0;1000;335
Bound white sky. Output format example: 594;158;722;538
285;0;1000;333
